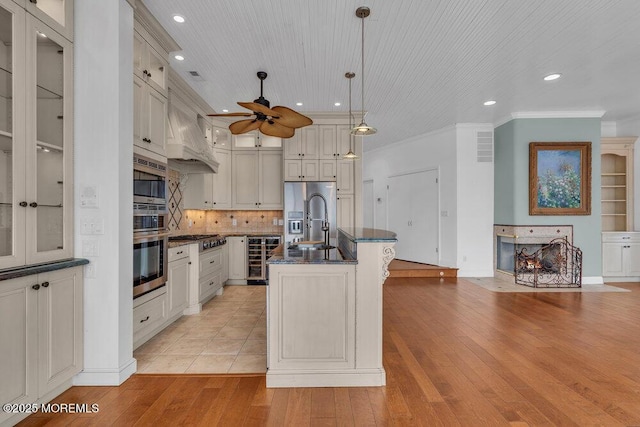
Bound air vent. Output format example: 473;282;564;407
188;71;205;82
476;131;493;163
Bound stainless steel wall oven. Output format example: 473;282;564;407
133;154;169;299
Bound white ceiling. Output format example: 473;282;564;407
142;0;640;151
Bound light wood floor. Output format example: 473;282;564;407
19;278;640;426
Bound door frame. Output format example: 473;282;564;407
386;167;441;265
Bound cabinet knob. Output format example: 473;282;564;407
19;201;28;207
188;261;192;265
140;316;150;323
30;202;38;208
213;202;216;205
148;72;152;78
30;0;37;3
41;281;49;288
210;260;215;264
143;69;148;76
32;284;40;290
301;154;305;157
177;251;183;255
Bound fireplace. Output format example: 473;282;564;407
494;225;573;276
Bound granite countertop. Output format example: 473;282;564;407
222;232;283;237
267;244;357;265
0;258;90;281
338;227;398;242
168;240;198;248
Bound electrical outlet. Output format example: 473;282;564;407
272;218;278;225
278;219;284;226
84;263;96;279
232;219;237;226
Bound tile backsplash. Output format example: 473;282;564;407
169;168;283;235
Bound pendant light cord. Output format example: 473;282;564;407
360;13;365;124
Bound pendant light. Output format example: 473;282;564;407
351;6;376;136
343;72;359;159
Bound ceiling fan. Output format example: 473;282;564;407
208;71;312;139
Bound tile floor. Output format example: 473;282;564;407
134;285;267;374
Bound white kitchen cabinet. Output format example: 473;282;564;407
602;232;640;279
337;125;353;156
167;246;190;319
283;126;318;159
206;125;231;150
232;150;283;209
198;246;225;303
133;27;168;97
182;147;232;209
337;160;355;194
133;75;167;156
337;193;355;230
233;132;282;150
227;236;247;281
24;0;73;41
0;5;75;270
318;125;339;159
133;289;167;349
0;266;83;427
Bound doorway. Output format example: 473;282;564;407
387;169;439;265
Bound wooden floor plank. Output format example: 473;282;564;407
16;279;640;426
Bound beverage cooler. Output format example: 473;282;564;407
247;235;282;283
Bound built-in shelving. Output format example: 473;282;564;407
601;137;636;232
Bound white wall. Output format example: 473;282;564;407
363;126;458;268
616;115;640;230
73;0;136;385
455;124;494;276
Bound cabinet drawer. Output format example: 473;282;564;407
199;249;223;277
602;232;640;243
169;245;190;261
133;294;166;339
199;272;222;300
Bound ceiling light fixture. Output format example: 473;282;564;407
344;72;358;159
173;15;185;23
351;6;376;136
174;54;185;61
483;100;496;106
544;73;562;81
296;102;303;106
334;102;341;107
222;109;229;113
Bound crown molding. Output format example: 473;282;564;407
134;0;180;54
494;110;606;128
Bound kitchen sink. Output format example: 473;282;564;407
288;243;336;251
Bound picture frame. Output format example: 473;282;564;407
529;141;591;215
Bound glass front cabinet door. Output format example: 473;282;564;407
0;2;73;270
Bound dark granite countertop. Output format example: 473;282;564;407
0;258;90;281
222;232;283;237
267;244;357;265
338;227;397;242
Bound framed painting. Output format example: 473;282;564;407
529;142;591;215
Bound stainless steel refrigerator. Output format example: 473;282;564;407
284;181;337;245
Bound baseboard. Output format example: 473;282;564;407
72;357;137;386
582;276;604;285
266;368;386;388
183;303;202;315
603;276;640;282
458;269;494;277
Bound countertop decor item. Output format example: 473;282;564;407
529;141;591;215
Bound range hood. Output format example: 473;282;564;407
166;104;219;173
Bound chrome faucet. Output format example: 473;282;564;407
306;193;330;245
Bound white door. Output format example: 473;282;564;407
363;180;374;228
388;170;439;265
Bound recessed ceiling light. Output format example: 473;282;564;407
483;100;496;106
174;54;184;61
544;73;562;81
173;15;185;23
334;102;341;107
296;102;303;106
222;109;229;113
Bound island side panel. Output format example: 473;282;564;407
354;241;396;371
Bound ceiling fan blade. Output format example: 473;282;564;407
271;106;313;128
238;101;279;117
207;112;253;117
260;121;295;138
229;119;262;135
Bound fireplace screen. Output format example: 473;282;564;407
514;237;582;288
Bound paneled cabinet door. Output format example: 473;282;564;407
337;194;355;230
301;159;319;181
228;236;247;280
211;148;231;208
0;276;37;426
284;159;302;181
283;132;302;159
183;173;212;210
336;160;354;193
133;29;168;97
318;125;338;159
602;243;625;276
232;151;259;209
37;267;83;396
337;125;352;156
319;160;337;181
259;151;284;208
300;126;319;158
168;256;189;318
626;244;640;276
134;77;166;156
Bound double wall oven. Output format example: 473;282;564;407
133;154;169;299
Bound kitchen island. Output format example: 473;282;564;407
266;228;396;387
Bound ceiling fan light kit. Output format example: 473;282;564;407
351;6;377;137
208;71;312;138
343;71;359;159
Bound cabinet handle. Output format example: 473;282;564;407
301;154;305;157
210;260;215;264
622;237;631;239
19;201;28;207
32;284;40;290
140;316;150;323
30;202;38;208
148;72;152;78
41;281;49;288
188;261;192;265
30;0;37;3
209;281;214;286
177;251;183;255
333;176;336;178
